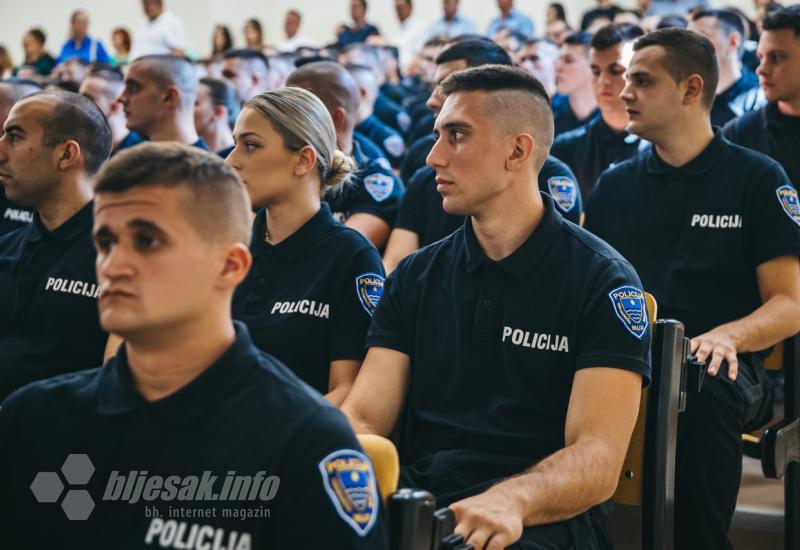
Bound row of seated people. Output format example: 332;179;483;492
1;9;800;550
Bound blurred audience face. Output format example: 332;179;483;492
142;0;163;20
79;76;118;118
443;0;459;20
591;41;635;113
395;0;412;21
22;33;44;60
757;26;800;104
518;41;559;97
351;0;367;24
193;82;216;136
284;12;301;38
71;11;89;39
556;43;592;96
118;62;167;134
426;59;467;117
53;58;89;85
546;20;572;46
688;16;739;69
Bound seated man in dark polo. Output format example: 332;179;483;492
0;143;388;550
0;78;41;235
584;29;800;550
117;54;208;151
552;23;645;201
724;5;800;186
286;61;403;250
342;66;651;549
0;89;111;400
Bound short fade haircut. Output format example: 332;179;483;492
633;28;719;109
199;77;241;128
691;8;745;38
23;90;111;174
762;5;800;36
131;54;198;109
439;65;554;171
436;39;513;68
563;31;592;50
590;23;645;51
94;142;252;245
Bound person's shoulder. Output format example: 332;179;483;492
0;223;31;250
723;106;767;138
559;220;638;275
408;166;435;189
395;225;463;275
325;219;381;256
553;121;591;146
2;366;103;417
723;137;788;179
247;348;333;411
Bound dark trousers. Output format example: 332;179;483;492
674;355;771;550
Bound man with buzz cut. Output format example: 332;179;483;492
584;28;800;550
117;54;207;151
0;142;389;550
343;65;650;549
0;90;112;400
724;5;800;186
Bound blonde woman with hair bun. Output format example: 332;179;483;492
226;86;385;404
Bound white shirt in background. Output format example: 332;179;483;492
393;14;428;71
276;35;316;53
129;11;187;60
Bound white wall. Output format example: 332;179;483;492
0;0;779;65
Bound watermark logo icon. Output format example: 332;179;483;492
30;453;95;520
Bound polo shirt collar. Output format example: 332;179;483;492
250;203;335;260
27;200;93;243
645;129;727;176
96;321;260;425
464;192;563;279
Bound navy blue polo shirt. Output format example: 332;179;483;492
395;157;583;248
407;112;435;145
551;115;645;200
324;140;404;228
399;133;435;184
0;188;33;235
723;102;800;186
374;93;412;135
710;69;765;127
0;201;106;400
110;130;145;156
369;192;650;502
233;204;384;394
356;114;406;169
0;323;388;549
585;131;800;338
553;97;600;136
353;131;392;170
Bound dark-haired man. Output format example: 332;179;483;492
194;77;239;157
517;38;560;98
117;54;207;151
724;5;800;185
0;143;389;549
552;24;645;200
689;8;765;126
0;90;112;400
584;29;800;550
343;65;650;549
336;0;381;48
554;32;600;135
287;61;403;249
0;78;41;235
222;48;272;102
79;65;144;152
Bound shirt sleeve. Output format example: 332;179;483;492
574;258;652;386
96;41;110;64
163;14;187;51
393;168;426;233
275;408;389;549
329;243;386;362
744;162;800;266
365;258;412;355
539;158;583;224
347;164;405;227
582;172;609;238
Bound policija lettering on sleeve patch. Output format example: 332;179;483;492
318;449;379;537
355;273;384;317
363;173;394;202
776;185;800;227
547;177;578;213
608;286;649;340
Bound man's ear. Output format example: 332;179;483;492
683;74;706;106
213;104;228;121
330;106;347;132
163;85;181;108
54;140;83;172
505;133;535;171
218;242;252;289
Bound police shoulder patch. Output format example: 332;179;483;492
363;173;394;202
547;176;578;213
383;135;406;159
318;449;379;537
355;272;384;316
776;184;800;227
608;285;648;340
